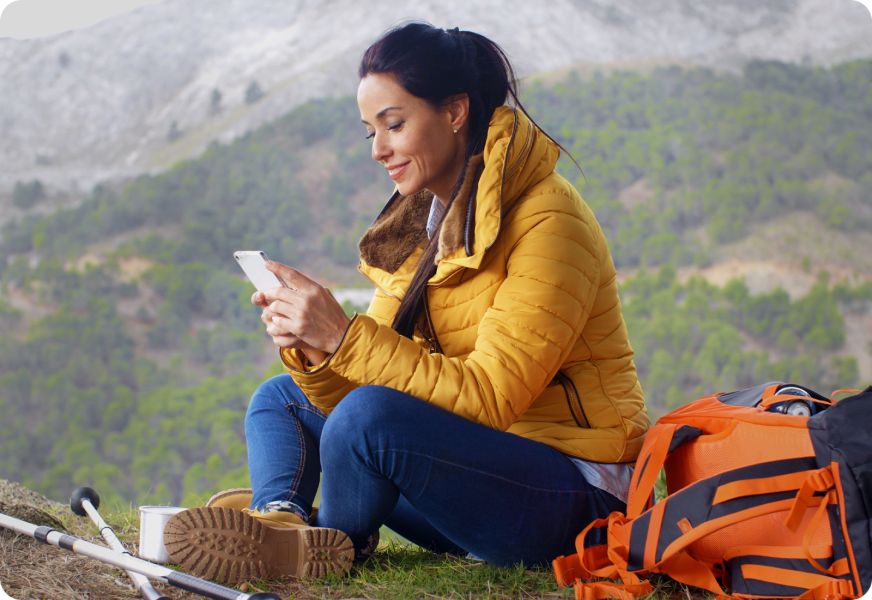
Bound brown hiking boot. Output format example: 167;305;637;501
202;488;377;560
205;488;252;511
163;506;354;583
205;489;320;523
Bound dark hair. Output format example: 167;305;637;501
359;23;575;339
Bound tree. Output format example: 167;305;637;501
245;81;265;104
12;180;45;209
167;121;183;142
209;88;223;116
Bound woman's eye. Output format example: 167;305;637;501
364;120;404;140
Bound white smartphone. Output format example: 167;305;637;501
233;251;297;292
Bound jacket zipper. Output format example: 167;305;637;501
554;371;590;428
422;288;443;354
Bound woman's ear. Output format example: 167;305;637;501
445;93;470;132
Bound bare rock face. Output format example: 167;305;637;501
0;0;870;196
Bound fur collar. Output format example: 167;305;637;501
358;154;484;274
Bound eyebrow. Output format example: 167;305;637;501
361;106;402;124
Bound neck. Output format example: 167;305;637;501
429;150;467;205
428;183;452;206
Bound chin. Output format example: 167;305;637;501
396;181;425;197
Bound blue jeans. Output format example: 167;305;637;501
244;374;624;566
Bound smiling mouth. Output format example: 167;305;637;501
387;163;410;180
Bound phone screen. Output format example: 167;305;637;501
233;251;297;292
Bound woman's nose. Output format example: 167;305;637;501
371;132;390;162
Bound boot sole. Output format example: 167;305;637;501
163;507;354;583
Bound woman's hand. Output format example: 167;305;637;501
251;289;313;352
253;261;351;363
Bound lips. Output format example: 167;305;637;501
386;162;410;180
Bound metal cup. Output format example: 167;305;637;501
138;505;185;563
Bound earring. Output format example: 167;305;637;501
453;129;458;133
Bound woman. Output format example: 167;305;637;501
163;23;648;584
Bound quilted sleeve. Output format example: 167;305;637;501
276;288;397;414
279;346;358;415
321;198;602;431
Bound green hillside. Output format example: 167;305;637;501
526;60;872;267
1;60;870;506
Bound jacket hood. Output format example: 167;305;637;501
358;106;560;296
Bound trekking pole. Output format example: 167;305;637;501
70;487;171;600
0;510;281;600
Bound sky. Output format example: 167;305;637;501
0;0;163;38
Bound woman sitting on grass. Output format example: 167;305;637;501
164;22;649;584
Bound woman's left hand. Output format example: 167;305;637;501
262;261;351;355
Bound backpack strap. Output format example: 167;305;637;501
738;565;852;597
799;489;841;576
760;394;833;410
795;578;856;600
830;389;861;402
784;467;835;533
553;518;610;586
626;423;676;518
779;465;854;579
555;511;728;600
571;574;652;600
724;544;852;598
626;423;702;518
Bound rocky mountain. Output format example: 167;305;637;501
0;0;870;201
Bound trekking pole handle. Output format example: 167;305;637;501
79;498;171;600
0;512;281;600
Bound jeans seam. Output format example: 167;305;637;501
371;449;599;494
283;401;307;503
356;462;363;538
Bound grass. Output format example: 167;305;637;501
301;542;570;600
0;503;709;600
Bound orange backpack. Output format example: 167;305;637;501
553;382;872;600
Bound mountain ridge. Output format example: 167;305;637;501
1;0;870;201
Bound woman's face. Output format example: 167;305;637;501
358;73;468;201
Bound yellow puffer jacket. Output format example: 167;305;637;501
281;106;649;463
